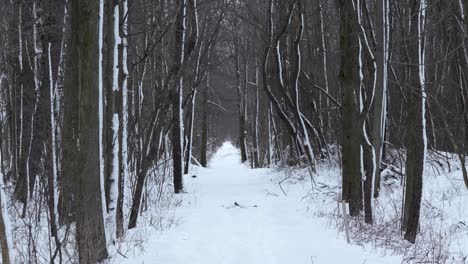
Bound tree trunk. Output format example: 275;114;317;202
293;1;316;173
252;60;260;168
372;0;389;198
128;115;161;229
64;0;108;261
184;91;197;174
200;71;209;167
0;175;14;264
235;35;248;163
14;1;35;205
339;0;362;216
116;0;129;239
37;2;64;256
403;0;427;244
104;0;121;242
172;0;187;193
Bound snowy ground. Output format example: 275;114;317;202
115;142;403;264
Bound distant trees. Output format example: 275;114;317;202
225;0;466;245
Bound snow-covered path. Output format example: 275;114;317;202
121;142;401;264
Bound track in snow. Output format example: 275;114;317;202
121;142;401;264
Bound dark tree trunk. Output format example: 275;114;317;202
200;72;209;167
104;0;119;212
64;0;108;261
338;0;363;216
14;1;35;204
403;0;426;244
172;0;186;194
184;91;197;174
128;126;160;229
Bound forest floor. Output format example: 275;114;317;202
115;142;403;264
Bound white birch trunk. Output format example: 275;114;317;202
98;0;109;244
107;4;121;242
0;175;14;264
419;0;427;166
47;43;58;232
372;0;389;197
121;0;129;230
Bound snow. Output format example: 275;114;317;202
48;43;58;228
98;0;108;245
116;142;402;264
419;0;428;169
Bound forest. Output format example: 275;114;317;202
0;0;467;263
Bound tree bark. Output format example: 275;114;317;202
0;176;14;264
373;0;389;198
403;0;427;244
172;0;187;193
64;0;109;261
339;0;362;216
200;71;209;167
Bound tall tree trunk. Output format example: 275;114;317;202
339;0;362;216
235;35;248;163
293;0;316;173
172;0;187;193
184;0;200;174
359;0;378;225
104;0;121;242
456;0;468;189
64;0;108;261
318;2;331;142
128;112;161;229
60;0;80;224
0;174;14;264
403;0;427;244
200;71;209;167
261;0;301;166
116;0;129;239
373;0;389;198
252;60;260;168
184;91;197;174
14;0;35;206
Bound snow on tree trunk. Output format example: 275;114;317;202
372;0;389;198
200;71;209;167
356;0;377;225
185;91;197;174
339;0;363;216
117;0;129;239
0;158;14;264
403;0;427;244
97;0;109;247
105;3;121;243
47;43;59;234
293;1;316;175
172;0;187;193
